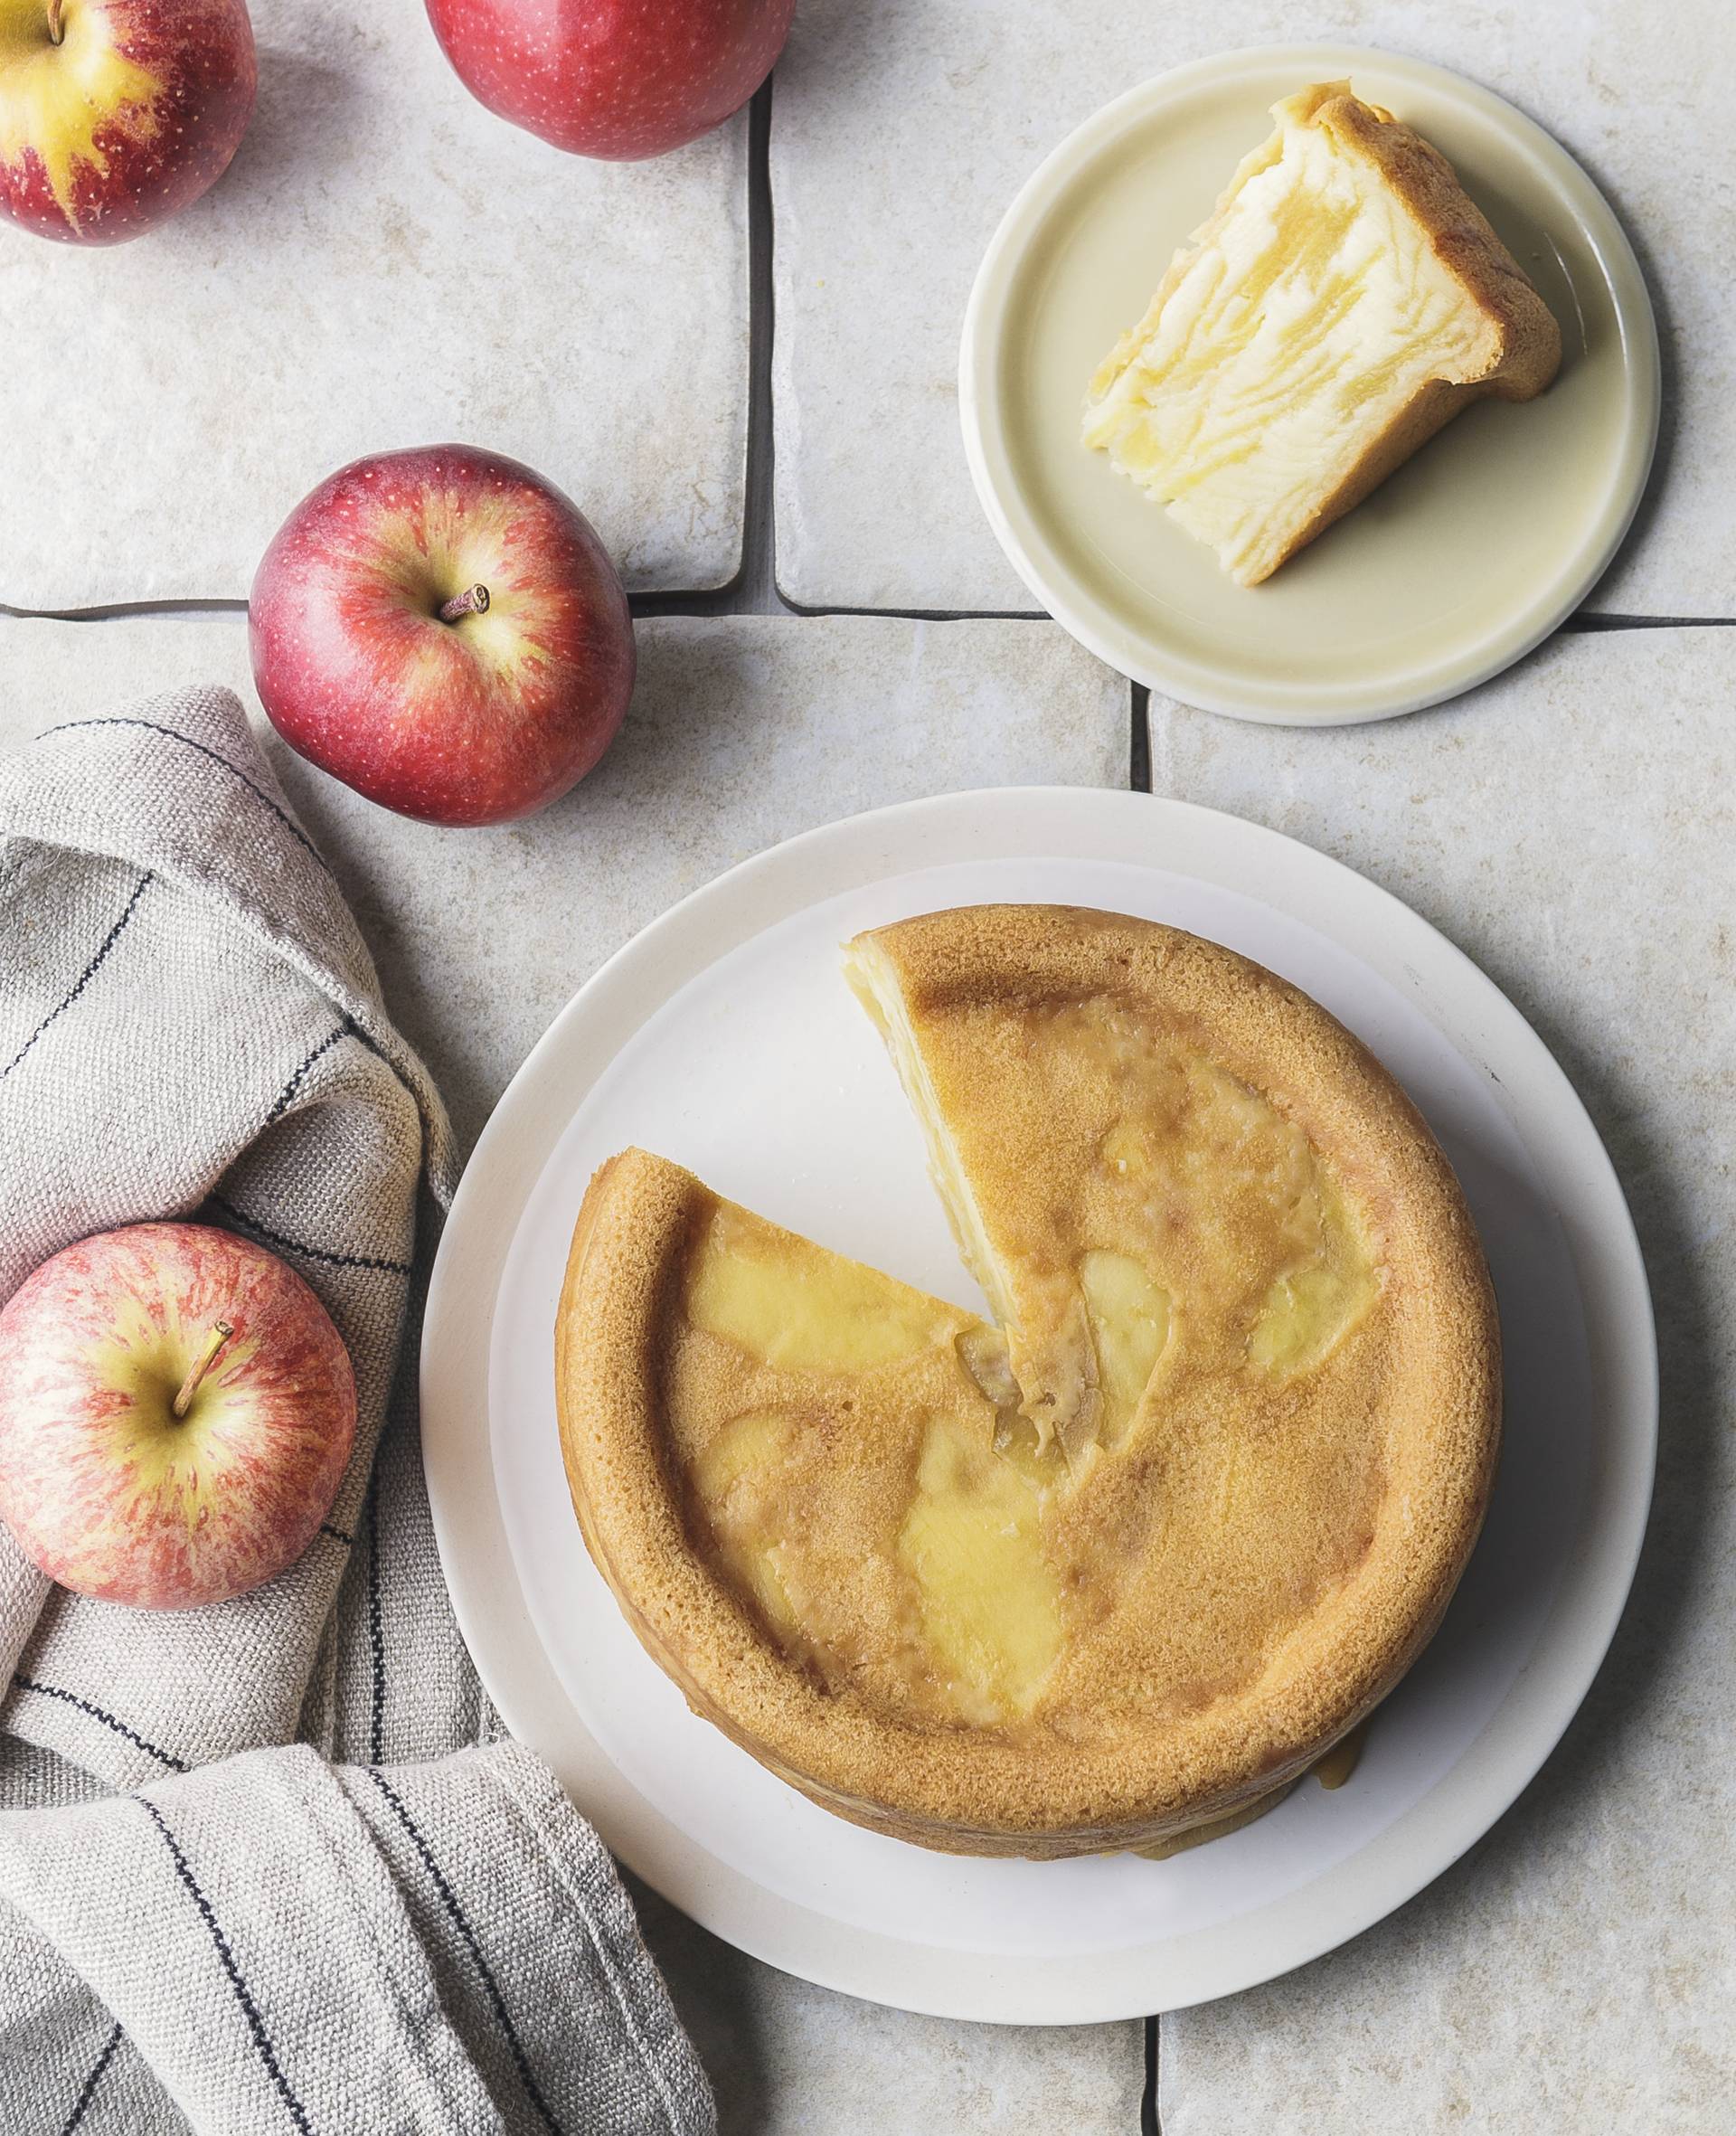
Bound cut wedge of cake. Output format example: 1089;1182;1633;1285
844;905;1422;1471
560;1151;1068;1742
1081;81;1561;585
555;908;1502;1859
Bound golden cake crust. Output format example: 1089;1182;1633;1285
1265;87;1561;576
556;909;1502;1857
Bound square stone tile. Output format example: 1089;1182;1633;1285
0;605;1131;2125
771;0;1732;617
0;0;747;607
639;1885;1145;2136
1148;626;1736;2131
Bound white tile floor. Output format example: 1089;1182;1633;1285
3;11;1734;2127
0;0;749;607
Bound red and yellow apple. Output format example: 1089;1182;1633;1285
0;1224;356;1610
250;444;637;827
0;0;256;244
423;0;794;161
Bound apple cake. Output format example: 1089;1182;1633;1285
1081;81;1561;585
555;906;1500;1857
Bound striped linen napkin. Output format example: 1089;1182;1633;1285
0;686;712;2136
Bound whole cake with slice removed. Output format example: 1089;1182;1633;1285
1082;81;1561;585
556;906;1501;1857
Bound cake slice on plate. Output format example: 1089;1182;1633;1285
1081;80;1561;585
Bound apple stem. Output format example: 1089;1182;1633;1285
45;0;64;43
172;1320;235;1420
439;583;491;623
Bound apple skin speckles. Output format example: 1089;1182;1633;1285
423;0;795;161
0;0;256;245
0;1223;356;1610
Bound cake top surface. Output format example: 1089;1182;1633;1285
556;906;1501;1849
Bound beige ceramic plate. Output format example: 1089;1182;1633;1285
959;44;1659;723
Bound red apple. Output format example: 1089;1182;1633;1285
0;1224;356;1610
424;0;794;161
250;444;636;827
0;0;256;245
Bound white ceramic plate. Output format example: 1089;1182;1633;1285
420;788;1656;2022
958;45;1660;723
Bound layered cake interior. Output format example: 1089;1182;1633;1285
1081;81;1561;585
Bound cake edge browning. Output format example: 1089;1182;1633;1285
1309;84;1561;403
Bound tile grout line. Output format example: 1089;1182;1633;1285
738;72;782;618
1563;612;1736;631
779;600;1051;622
5;594;1733;632
628;75;781;624
1129;684;1152;793
0;600;250;622
1131;687;1156;2115
1143;2012;1161;2135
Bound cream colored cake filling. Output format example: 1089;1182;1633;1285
846;937;1109;1461
844;940;1013;1319
690;1411;803;1636
1076;1021;1383;1417
1077;1250;1171;1447
1250;1235;1380;1379
679;1205;1068;1722
688;1202;948;1373
1082;84;1489;585
895;1420;1064;1722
